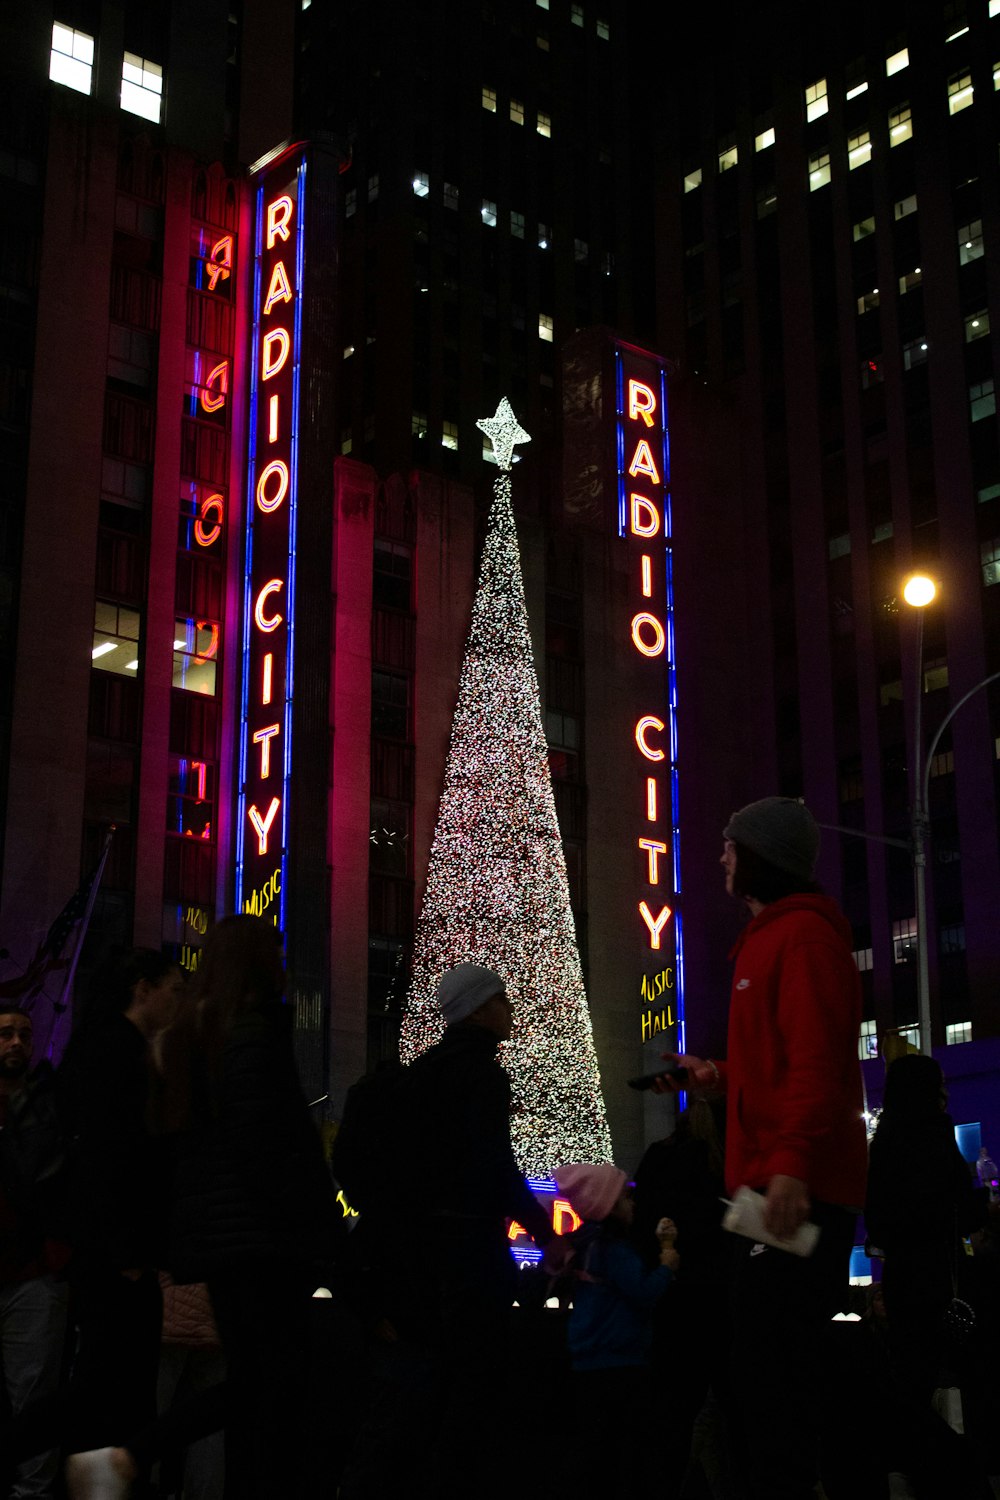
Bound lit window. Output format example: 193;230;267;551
536;0;548;8
959;220;984;262
855;950;874;973
872;521;893;543
596;17;609;38
173;618;218;696
948;72;974;114
411;412;427;439
939;924;966;953
946;1021;973;1045
341;428;352;454
537;32;550;50
848;129;872;168
896;1024;920;1048
992;0;1000;15
343;345;355;360
441;421;458;451
829;533;851;559
853;216;876;241
809;151;831;190
846;80;868;101
930;749;954;777
858;1017;877;1059
902;337;929;369
862;357;884;389
966;309;990;341
923;659;948;692
946;21;970;41
994;61;1000;90
368;174;379;202
510;98;525;125
889;104;912;144
857;289;880;314
571;4;584;25
538;313;554;342
898;266;922;293
49;22;94;94
879;677;902;705
537;112;551;138
481;199;497;227
510;209;525;239
805;78;828;121
755;126;775;151
892;917;917;964
756;184;777;219
971;381;996;424
444;181;459;209
412;171;429;197
718;141;738;173
886;47;909;75
894;193;917;219
92;601;141;676
121;52;163;123
978;481;1000;502
574;238;588;262
538;223;550;249
683;167;703;192
482;87;497;112
982;535;1000;584
345;188;356;218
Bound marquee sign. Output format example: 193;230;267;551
236;147;308;928
614;344;685;1051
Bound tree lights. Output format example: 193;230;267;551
399;401;612;1176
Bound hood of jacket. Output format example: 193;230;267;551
729;892;854;961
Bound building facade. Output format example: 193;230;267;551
653;0;1000;1057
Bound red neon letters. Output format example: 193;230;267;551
623;359;673;954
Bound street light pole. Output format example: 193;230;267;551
902;575;935;1055
902;574;1000;1055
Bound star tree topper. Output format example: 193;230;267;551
477;397;531;470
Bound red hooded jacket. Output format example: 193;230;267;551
717;894;867;1207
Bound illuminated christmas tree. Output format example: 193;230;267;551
399;399;612;1176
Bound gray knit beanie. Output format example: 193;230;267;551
436;963;506;1026
723;797;820;882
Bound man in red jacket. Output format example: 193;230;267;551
668;796;867;1500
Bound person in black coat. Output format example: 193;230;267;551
159;915;341;1500
57;948;184;1477
865;1053;989;1499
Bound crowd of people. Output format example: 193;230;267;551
0;797;995;1500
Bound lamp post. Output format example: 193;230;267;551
901;574;1000;1055
902;573;936;1056
821;574;1000;1059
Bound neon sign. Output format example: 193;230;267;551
615;348;685;1051
236;149;307;928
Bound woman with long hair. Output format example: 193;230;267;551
161;915;340;1499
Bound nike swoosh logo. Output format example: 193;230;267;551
736;979;751;990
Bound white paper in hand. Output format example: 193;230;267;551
721;1185;820;1258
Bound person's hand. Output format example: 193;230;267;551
650;1053;722;1095
659;1244;680;1271
654;1216;678;1247
762;1174;810;1240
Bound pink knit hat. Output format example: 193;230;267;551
554;1163;628;1223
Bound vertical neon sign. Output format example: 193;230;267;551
236;150;307;928
615;345;685;1054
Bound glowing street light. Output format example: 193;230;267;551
902;573;937;608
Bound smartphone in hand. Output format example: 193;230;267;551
626;1062;688;1090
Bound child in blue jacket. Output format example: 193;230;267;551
554;1163;679;1497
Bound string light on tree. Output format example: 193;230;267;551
400;399;612;1176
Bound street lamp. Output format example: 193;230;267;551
901;573;937;1056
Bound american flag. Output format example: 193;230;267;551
0;829;115;1040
